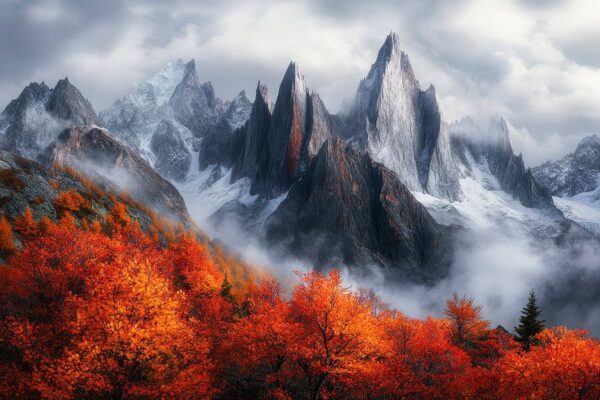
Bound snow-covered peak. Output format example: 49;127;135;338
575;134;600;154
106;59;187;113
222;90;252;130
347;32;460;200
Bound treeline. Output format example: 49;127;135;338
0;205;599;399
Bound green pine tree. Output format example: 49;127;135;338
220;274;234;302
514;289;545;350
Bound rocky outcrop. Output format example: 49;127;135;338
0;150;159;234
532;135;600;197
0;79;99;159
45;78;99;126
101;59;252;179
42;126;190;222
169;60;224;137
251;62;334;198
345;33;460;201
231;83;272;181
451;117;556;209
265;138;453;283
150;119;191;181
198;90;253;169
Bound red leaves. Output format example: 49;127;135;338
0;211;599;399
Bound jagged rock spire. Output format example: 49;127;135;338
231;81;272;181
251;61;333;199
347;32;460;201
46;77;99;125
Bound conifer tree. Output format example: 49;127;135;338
515;289;545;350
221;274;234;302
13;207;38;239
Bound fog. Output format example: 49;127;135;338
186;189;600;336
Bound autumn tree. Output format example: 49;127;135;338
0;215;15;256
289;270;380;400
444;293;503;367
495;327;600;399
53;189;87;214
514;289;545;350
224;280;298;398
13;207;38;239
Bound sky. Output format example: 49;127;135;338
1;0;599;165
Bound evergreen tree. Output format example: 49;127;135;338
514;289;545;350
220;274;234;302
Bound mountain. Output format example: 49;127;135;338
100;59;252;181
345;33;460;201
450;116;556;209
42;126;190;222
0;78;99;159
194;61;454;282
251;62;336;198
265;138;453;282
532;135;600;198
99;59;188;158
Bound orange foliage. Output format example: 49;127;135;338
0;213;599;400
495;327;600;399
0;214;16;255
13;207;38;239
53;189;87;214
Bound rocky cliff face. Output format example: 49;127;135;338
345;33;460;201
231;83;272;182
251;62;334;198
198;90;253;169
150;119;192;181
42;126;190;222
265;138;453;282
0;79;99;159
532;135;600;197
0;150;161;234
169;60;224;137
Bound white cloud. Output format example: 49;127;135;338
1;0;599;164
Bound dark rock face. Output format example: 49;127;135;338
197;91;253;170
252;63;334;199
0;79;99;159
45;78;99;126
42;126;190;222
265;138;452;283
231;83;272;182
451;117;556;209
150;119;191;181
532;135;600;197
344;33;460;201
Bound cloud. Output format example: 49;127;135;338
0;0;599;169
340;221;600;335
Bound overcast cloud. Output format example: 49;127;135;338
1;0;599;165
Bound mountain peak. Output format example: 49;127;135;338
281;61;305;90
377;32;401;62
46;77;99;126
575;134;600;153
489;115;513;151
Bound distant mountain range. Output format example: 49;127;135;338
0;32;598;285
